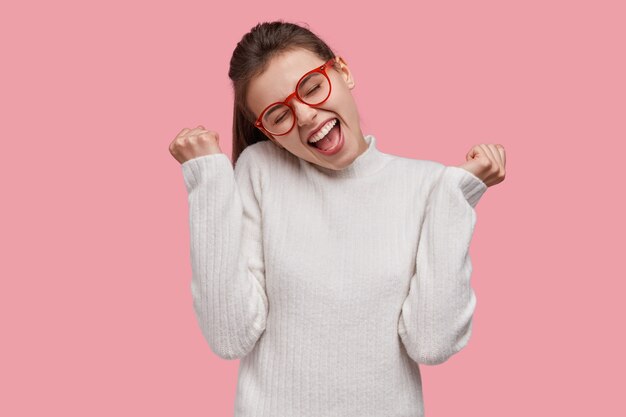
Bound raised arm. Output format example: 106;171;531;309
182;148;269;360
398;165;487;365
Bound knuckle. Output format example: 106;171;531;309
199;131;219;141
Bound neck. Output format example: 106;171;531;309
299;134;392;179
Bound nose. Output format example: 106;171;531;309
291;99;317;128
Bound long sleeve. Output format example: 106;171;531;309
398;165;487;365
182;149;269;360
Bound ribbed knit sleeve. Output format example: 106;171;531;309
398;165;487;365
182;149;269;360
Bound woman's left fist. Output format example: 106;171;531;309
457;144;506;187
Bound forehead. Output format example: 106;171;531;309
247;48;326;116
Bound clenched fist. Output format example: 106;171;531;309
457;144;506;187
169;125;224;164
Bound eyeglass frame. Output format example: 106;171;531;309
254;57;339;137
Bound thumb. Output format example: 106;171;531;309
457;145;486;179
458;158;482;176
207;141;223;155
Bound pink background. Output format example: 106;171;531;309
2;0;624;415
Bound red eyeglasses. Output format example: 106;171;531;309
254;58;337;137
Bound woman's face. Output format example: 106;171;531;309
246;48;368;171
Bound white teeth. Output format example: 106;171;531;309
308;119;338;143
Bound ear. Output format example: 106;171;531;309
335;56;355;90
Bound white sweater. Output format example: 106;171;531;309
181;134;487;417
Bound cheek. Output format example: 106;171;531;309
329;84;356;112
323;94;348;117
331;94;358;122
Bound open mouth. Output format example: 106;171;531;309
307;118;341;150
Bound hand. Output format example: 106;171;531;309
169;125;224;164
456;144;506;187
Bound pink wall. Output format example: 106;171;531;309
1;0;624;415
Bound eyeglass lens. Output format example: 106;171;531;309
262;72;331;135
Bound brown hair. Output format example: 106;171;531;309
228;20;338;165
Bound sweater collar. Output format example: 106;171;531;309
299;134;392;179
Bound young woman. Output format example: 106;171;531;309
169;20;505;417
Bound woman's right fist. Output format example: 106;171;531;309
169;125;223;164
